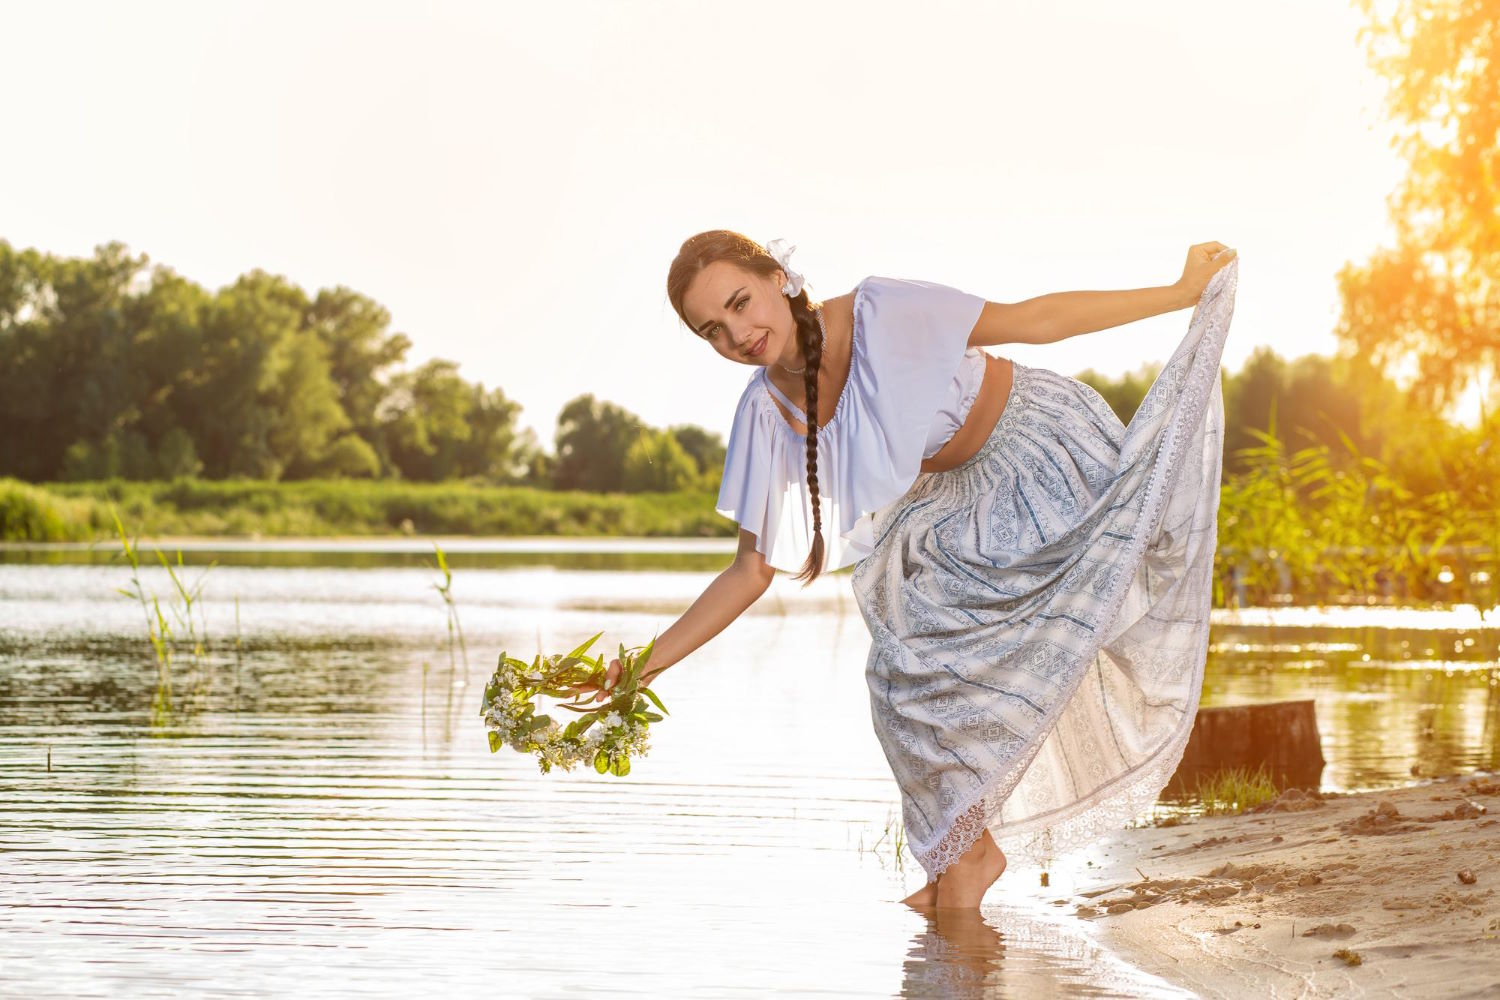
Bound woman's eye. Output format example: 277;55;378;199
700;298;747;339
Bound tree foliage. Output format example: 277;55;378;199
1076;348;1407;477
1337;0;1500;412
623;429;700;492
0;241;553;484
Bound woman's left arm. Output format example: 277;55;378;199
969;284;1192;348
967;242;1236;348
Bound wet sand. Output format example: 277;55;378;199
1071;773;1500;998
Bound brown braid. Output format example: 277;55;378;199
784;290;825;585
665;229;829;586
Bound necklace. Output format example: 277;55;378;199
777;306;824;375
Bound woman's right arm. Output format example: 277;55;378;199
577;528;775;702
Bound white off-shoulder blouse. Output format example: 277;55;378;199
714;274;988;574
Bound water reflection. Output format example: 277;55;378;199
1202;623;1500;789
1;552;1497;996
899;905;1191;998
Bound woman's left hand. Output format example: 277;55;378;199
1174;242;1237;304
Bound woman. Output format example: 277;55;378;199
566;231;1240;911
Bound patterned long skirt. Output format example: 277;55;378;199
851;260;1238;884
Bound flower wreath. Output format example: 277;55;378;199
480;631;668;776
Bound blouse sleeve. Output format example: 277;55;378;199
715;274;987;575
713;375;797;569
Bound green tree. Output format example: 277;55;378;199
512;427;555;488
129;266;212;470
154;427;203;479
190;270;350;479
456;383;529;482
1073;362;1161;426
306;286;411;439
553;393;649;492
316;434;381;478
666;423;726;487
1338;0;1500;414
0;242;146;480
0;242;66;479
379;359;474;481
623;428;700;492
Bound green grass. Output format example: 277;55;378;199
0;478;104;541
1192;764;1280;817
10;478;732;541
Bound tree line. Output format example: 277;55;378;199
0;238;1465;495
0;239;724;492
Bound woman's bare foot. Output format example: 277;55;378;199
901;874;941;909
934;829;1006;910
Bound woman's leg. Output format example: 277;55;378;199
934;828;1006;909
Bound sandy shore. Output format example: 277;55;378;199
1068;772;1500;998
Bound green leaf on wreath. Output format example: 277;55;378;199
610;756;630;776
487;731;501;753
565;631;605;663
594;750;609;774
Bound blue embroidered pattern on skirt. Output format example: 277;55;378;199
850;260;1238;883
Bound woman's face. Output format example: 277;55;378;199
681;260;794;369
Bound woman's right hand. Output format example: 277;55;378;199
564;657;623;705
562;657;668;705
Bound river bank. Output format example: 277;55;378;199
1071;772;1500;998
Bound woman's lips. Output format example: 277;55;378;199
747;333;767;358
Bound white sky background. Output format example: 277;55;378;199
0;0;1411;451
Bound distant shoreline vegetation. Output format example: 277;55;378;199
3;435;1497;610
0;478;726;542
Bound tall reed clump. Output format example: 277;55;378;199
1214;420;1499;609
111;506;219;724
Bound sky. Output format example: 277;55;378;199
0;0;1415;451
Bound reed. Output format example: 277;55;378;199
110;505;222;722
429;542;469;685
1214;421;1500;609
111;507;173;720
858;808;909;873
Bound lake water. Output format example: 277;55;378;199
2;541;1497;997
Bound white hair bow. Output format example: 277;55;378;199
765;238;806;297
